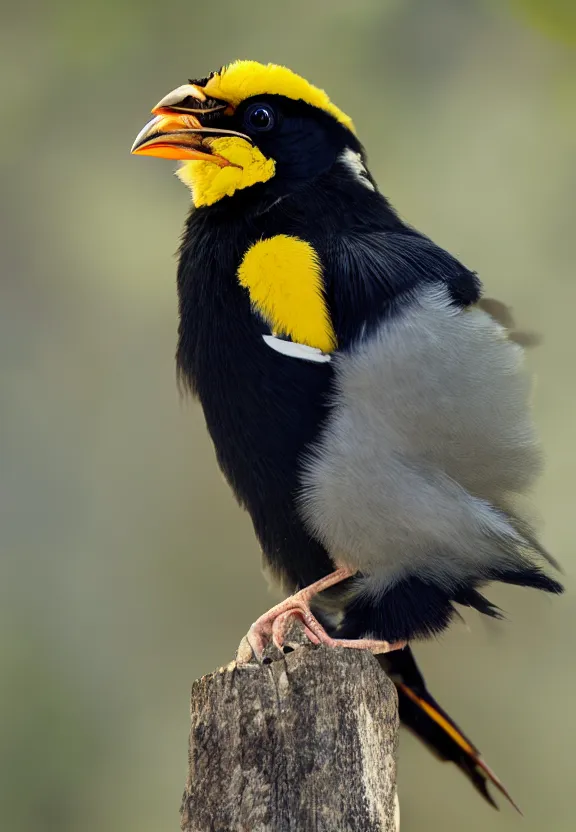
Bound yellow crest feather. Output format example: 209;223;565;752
204;61;355;133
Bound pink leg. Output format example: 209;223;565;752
245;567;407;661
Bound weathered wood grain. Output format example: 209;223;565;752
180;632;399;832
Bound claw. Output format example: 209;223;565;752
243;568;407;663
271;608;321;651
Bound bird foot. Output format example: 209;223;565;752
241;567;407;663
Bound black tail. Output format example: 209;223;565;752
378;647;521;812
332;566;563;643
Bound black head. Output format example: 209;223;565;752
131;60;369;207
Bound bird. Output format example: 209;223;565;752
131;59;563;810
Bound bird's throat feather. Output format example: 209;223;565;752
177;137;275;207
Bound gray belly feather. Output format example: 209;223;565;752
298;285;545;591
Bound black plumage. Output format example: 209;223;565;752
379;647;520;811
132;62;563;809
176;151;560;638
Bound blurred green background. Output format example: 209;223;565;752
2;0;575;829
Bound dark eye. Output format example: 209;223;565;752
244;103;276;132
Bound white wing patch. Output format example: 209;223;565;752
262;334;332;363
340;148;376;191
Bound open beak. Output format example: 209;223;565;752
131;83;250;165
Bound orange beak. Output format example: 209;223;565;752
131;83;248;165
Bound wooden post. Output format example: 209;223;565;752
180;626;400;832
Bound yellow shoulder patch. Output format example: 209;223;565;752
237;235;337;353
204;61;355;133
